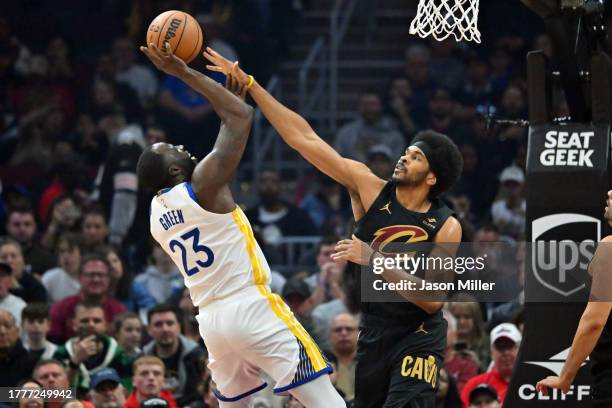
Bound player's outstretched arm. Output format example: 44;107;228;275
141;43;253;209
537;235;612;395
204;47;380;194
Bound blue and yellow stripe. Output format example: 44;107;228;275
231;208;327;372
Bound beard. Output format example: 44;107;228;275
392;168;429;187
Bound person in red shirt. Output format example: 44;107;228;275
48;253;127;343
461;323;521;407
125;356;178;408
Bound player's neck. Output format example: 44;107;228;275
395;185;431;213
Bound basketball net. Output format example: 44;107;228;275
409;0;481;43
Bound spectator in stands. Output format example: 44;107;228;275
328;313;358;401
125;356;178;408
404;44;434;124
48;253;127;343
494;89;528;149
334;90;405;163
0;237;47;303
42;232;82;302
436;367;462;408
41;195;82;250
136;241;183;304
488;46;512;97
491;166;525;240
92;125;149;267
281;277;314;333
112;37;158;109
53;301;132;394
461;323;521;407
88;367;127;408
468;384;500;408
70;113;110;170
81;208;109;251
246;170;317;257
443;309;480;393
299;171;348;233
0;309;38;386
99;245;155;316
16;378;45;408
449;294;489;370
457;53;495;115
144;304;204;406
5;206;55;276
21;303;57;360
429;38;464;94
172;287;202;346
0;261;25;325
33;358;70;388
112;312;143;360
421;87;468;145
365;144;394;180
384;76;416;138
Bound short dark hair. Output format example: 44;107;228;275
148;303;182;325
79;253;111;275
74;299;104;315
22;303;49;322
32;358;66;377
112;311;141;334
55;232;83;254
7;204;36;220
82;205;107;222
318;235;339;249
137;146;170;193
0;236;21;252
410;130;463;197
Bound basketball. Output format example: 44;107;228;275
146;10;203;64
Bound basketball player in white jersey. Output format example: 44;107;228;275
137;43;345;408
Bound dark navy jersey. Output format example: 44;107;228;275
349;179;454;327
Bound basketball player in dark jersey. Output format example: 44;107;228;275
536;191;612;407
205;48;463;407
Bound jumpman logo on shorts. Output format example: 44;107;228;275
380;202;392;214
415;322;428;334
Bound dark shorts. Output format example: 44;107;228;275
592;369;612;407
354;313;447;408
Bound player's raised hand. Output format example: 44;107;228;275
140;41;188;77
204;47;249;85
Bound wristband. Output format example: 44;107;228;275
246;75;255;89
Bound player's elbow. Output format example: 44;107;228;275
225;105;254;132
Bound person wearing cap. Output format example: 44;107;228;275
536;191;612;407
0;261;25;325
490;165;525;240
88;367;126;408
211;54;463;408
468;383;500;408
125;356;177;408
461;323;521;407
366;144;395;179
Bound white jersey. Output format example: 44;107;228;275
149;182;271;308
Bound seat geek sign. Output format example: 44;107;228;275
529;124;608;171
540;130;594;167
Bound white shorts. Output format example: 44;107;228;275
196;285;331;402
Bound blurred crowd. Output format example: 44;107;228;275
1;1;612;407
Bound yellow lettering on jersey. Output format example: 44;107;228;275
401;356;413;376
401;354;438;388
411;357;423;380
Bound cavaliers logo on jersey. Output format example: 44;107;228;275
371;225;429;254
